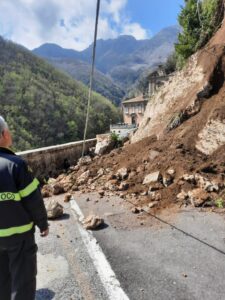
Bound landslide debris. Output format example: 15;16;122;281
42;15;225;214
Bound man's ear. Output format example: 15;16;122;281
2;129;9;140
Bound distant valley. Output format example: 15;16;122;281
33;25;179;104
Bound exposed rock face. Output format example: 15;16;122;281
132;16;225;156
196;119;225;155
132;54;205;142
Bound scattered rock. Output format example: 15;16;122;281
177;190;188;201
98;190;105;197
41;185;53;198
143;171;161;185
82;215;104;230
131;207;141;214
97;168;105;176
64;193;72;202
53;183;65;195
45;199;64;219
116;168;129;180
95;134;115;155
167;169;176;176
163;174;174;187
182;174;196;184
77;170;90;185
188;188;210;207
148;201;158;208
128;171;137;180
77;156;92;166
105;180;118;191
140;191;148;196
118;182;129;191
72;185;79;191
149;150;160;161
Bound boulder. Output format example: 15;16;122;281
116;168;129;180
45;199;64;219
105;180;118;191
41;185;53;198
166;169;176;176
143;171;161;185
53;183;65;195
148;201;158;208
149;150;160;161
118;182;129;191
77;170;90;185
188;188;210;207
163;174;174;187
82;215;104;230
95;134;115;155
64;193;72;203
177;190;188;201
77;156;92;166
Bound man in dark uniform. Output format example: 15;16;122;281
0;116;49;300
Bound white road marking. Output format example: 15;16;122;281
70;198;130;300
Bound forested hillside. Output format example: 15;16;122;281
0;37;120;151
48;57;125;105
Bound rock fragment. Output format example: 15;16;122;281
45;199;64;219
143;171;161;185
82;215;104;230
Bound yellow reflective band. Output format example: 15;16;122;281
0;222;33;237
0;192;21;201
19;178;39;198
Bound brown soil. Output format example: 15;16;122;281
84;17;225;212
45;11;225;216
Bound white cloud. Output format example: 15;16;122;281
0;0;149;50
122;23;149;40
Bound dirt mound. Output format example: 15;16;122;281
42;13;225;214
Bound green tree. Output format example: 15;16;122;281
175;0;224;68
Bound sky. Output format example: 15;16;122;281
0;0;184;51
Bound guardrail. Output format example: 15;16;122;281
18;138;97;179
110;124;137;130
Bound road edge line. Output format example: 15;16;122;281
70;198;130;300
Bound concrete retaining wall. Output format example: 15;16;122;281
17;139;96;179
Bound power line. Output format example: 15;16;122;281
82;0;101;157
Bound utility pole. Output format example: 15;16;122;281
82;0;101;157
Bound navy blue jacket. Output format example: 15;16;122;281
0;147;48;245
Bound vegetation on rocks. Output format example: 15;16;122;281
0;37;121;151
175;0;224;67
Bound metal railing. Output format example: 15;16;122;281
110;124;137;130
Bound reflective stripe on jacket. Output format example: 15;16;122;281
0;147;48;243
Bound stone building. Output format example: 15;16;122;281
146;65;170;97
122;66;171;126
122;95;148;126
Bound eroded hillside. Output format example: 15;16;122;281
42;8;225;213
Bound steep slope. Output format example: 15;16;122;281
46;58;125;105
49;9;225;214
0;37;120;151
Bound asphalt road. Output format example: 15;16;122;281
35;197;109;300
36;193;225;300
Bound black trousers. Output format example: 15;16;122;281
0;233;37;300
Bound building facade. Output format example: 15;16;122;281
122;67;171;126
122;95;148;126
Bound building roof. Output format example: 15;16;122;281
122;95;148;104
